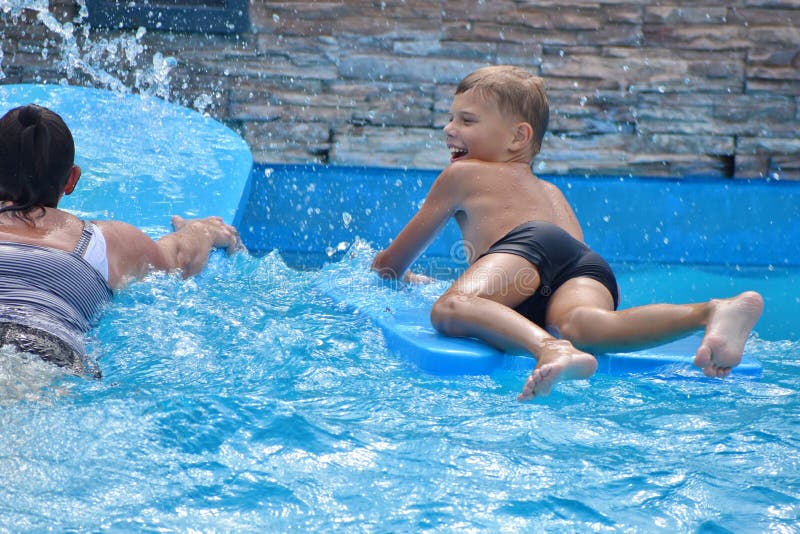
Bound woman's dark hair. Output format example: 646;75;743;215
0;104;75;219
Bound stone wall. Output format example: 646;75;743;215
2;1;799;179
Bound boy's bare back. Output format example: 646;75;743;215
372;158;583;278
443;159;583;262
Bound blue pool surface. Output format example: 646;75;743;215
0;86;798;532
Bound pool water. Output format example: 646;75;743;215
0;243;798;531
0;86;798;531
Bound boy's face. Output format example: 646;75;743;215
444;89;521;163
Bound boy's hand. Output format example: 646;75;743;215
404;271;435;284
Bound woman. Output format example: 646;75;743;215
0;103;241;377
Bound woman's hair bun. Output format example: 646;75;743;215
17;105;42;127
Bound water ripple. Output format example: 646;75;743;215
1;250;798;531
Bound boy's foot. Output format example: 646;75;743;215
694;291;764;377
517;340;597;400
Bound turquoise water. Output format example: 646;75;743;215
1;244;797;531
0;85;797;531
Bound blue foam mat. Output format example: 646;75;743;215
321;270;762;378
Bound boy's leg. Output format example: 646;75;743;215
544;278;764;377
430;253;597;398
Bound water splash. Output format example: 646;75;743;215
0;347;71;405
0;0;176;99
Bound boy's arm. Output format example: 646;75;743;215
372;167;461;280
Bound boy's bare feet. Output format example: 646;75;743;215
517;339;598;400
694;291;764;377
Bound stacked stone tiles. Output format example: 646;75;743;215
2;0;799;179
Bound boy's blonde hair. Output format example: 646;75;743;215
455;65;549;158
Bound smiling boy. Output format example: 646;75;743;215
371;66;763;399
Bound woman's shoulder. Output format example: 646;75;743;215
0;208;84;249
92;220;153;245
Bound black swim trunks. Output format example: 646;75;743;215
479;221;619;328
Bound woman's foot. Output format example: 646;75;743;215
517;339;597;400
694;291;764;377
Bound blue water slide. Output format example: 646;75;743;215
0;84;252;231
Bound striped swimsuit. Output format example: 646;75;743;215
0;221;113;376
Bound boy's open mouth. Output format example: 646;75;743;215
449;146;468;160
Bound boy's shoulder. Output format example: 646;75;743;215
441;159;537;184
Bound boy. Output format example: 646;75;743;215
371;66;764;400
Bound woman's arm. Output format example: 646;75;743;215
96;216;241;289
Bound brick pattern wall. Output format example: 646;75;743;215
2;1;799;179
